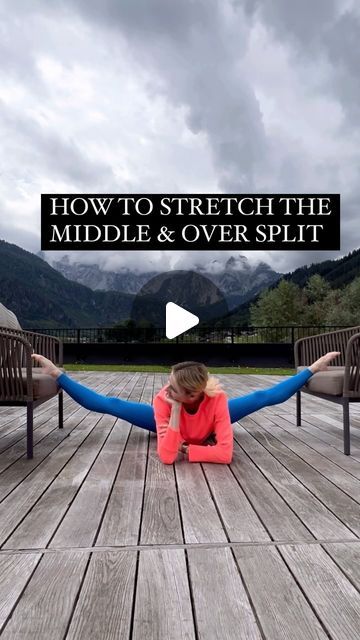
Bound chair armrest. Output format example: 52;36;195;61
22;330;63;366
0;331;34;401
294;326;360;367
1;328;63;366
344;333;360;396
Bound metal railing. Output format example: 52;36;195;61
24;326;354;346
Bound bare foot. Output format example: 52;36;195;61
309;351;341;374
31;353;61;378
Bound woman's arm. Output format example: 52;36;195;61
153;394;183;464
187;393;233;464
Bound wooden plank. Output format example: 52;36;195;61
292;414;360;455
202;463;270;542
7;373;147;549
95;374;155;546
57;372;149;549
66;550;137;640
0;403;88;473
0;551;89;639
230;441;314;542
140;374;183;545
0;553;42;633
140;438;183;545
0;401;109;498
52;374;152;548
0;413;102;546
261;413;360;490
5;373;360;638
187;547;262;640
0;373;100;471
298;412;360;454
0;372;132;488
0;372;96;439
279;543;360;640
0;375;135;547
239;414;360;537
175;462;227;544
95;426;148;547
132;549;195;640
276;416;360;478
323;541;360;586
0;372;112;448
233;419;356;540
233;544;328;640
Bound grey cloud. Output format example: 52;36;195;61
1;0;359;275
68;0;267;191
323;12;360;123
0;3;51;97
241;0;360;124
0;100;117;189
74;0;211;40
242;0;338;45
0;225;40;256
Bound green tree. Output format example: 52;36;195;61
325;278;360;326
302;275;331;325
304;274;331;304
250;279;305;341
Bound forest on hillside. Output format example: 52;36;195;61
250;274;360;327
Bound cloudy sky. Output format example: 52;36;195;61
1;0;359;274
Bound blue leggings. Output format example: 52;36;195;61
56;368;312;432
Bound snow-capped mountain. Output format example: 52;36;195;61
40;253;280;311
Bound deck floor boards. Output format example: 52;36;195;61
1;372;360;639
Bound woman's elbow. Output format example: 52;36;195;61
218;446;233;464
158;449;177;465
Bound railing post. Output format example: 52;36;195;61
77;328;80;344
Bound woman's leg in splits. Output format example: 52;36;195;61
227;367;313;423
58;368;313;432
57;373;157;432
53;351;340;432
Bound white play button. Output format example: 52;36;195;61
166;302;199;339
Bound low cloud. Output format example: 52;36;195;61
0;0;359;274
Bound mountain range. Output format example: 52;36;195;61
0;240;278;328
44;253;280;312
1;238;360;329
0;240;133;328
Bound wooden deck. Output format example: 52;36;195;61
1;372;360;639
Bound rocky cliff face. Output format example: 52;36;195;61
45;253;280;311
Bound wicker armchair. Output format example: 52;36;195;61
0;303;63;459
294;326;360;455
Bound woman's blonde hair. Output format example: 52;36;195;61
171;361;223;397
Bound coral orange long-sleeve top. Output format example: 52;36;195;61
152;384;233;464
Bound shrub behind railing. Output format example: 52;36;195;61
25;325;354;345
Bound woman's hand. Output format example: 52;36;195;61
164;385;182;409
31;353;61;379
179;442;189;455
203;432;217;446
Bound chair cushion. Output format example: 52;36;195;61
21;368;65;400
297;366;345;396
0;302;22;330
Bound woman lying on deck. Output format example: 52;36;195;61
31;352;340;465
